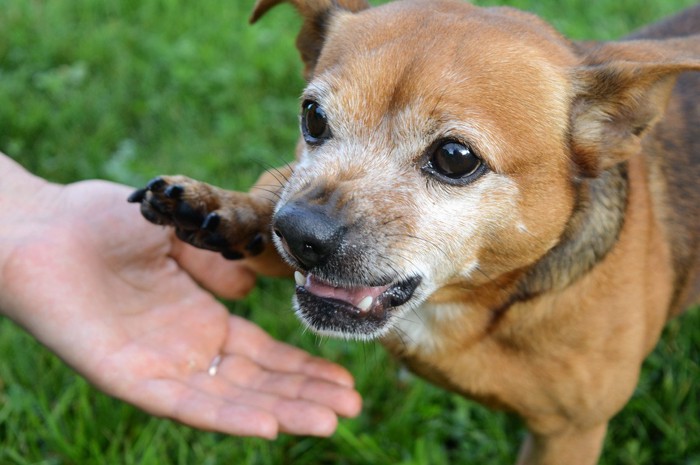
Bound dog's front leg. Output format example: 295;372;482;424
128;167;293;277
516;423;608;465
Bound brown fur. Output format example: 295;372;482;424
131;1;700;463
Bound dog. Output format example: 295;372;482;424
128;1;700;463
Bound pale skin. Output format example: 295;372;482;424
0;153;361;439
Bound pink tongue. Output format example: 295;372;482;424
306;275;389;308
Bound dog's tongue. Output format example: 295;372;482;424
305;274;389;309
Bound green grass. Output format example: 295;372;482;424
1;0;699;463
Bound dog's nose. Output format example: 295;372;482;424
273;202;344;270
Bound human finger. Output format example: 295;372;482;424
171;241;257;299
116;377;278;438
213;354;362;418
224;315;356;388
167;375;341;437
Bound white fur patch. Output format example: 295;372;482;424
391;300;472;354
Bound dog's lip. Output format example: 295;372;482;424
294;271;421;314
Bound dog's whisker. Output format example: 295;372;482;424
361;340;378;371
385;324;410;350
472;262;493;282
268;156;296;176
281;160;296;178
247;195;278;207
409;305;426;327
271;158;297;185
249;185;284;200
428;79;451;124
270;166;292;186
379;214;406;227
377;252;423;283
314;332;328;347
249;159;295;191
252;157;291;176
384;233;452;262
249;185;283;198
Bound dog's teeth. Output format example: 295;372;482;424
294;271;306;287
357;296;373;312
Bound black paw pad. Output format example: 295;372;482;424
202;233;229;249
174;201;205;229
175;228;195;243
222;250;244;260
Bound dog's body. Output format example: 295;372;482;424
130;1;700;463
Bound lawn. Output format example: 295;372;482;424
1;0;698;464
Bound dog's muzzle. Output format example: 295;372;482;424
272;200;421;338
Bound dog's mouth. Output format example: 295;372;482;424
293;271;422;339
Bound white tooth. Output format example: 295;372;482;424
294;271;306;287
357;296;373;312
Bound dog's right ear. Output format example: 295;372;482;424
250;0;370;79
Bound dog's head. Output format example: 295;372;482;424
253;0;700;340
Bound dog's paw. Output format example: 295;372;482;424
128;175;268;260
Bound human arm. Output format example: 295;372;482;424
0;153;361;438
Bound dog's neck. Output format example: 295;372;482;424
506;162;629;311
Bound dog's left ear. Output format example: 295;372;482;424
250;0;369;80
570;37;700;177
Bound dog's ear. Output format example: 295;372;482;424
570;37;700;177
250;0;369;79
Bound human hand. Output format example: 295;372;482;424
0;155;361;438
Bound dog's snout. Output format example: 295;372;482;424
273;202;344;270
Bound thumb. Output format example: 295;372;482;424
172;242;257;299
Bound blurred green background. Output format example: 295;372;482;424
1;0;698;463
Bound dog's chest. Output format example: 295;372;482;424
386;301;477;355
384;299;519;404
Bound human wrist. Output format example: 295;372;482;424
0;153;61;321
0;153;54;200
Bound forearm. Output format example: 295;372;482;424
0;153;57;320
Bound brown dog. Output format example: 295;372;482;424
129;1;700;463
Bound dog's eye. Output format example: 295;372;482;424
301;100;331;145
424;140;484;184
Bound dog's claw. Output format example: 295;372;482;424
127;188;147;203
165;184;184;199
246;233;265;256
146;177;166;191
202;212;221;231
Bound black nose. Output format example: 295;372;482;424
273;202;344;270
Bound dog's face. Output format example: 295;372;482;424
266;0;700;342
270;0;582;340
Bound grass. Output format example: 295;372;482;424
1;0;699;463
